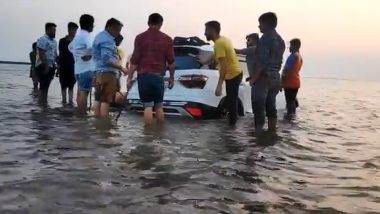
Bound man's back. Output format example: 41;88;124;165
255;30;285;74
130;28;174;74
213;36;241;80
59;37;74;68
92;30;118;73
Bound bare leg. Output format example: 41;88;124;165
143;107;154;126
100;102;110;117
76;90;88;115
155;107;165;125
61;88;67;104
38;90;48;106
33;81;38;90
93;101;101;117
68;88;74;105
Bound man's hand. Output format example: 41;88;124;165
121;67;128;76
126;77;133;91
215;83;222;97
81;55;92;62
249;78;255;87
55;66;60;77
168;76;175;89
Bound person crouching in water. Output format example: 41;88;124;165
281;38;303;118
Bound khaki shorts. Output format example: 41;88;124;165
95;72;117;103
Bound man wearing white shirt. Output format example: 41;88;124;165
69;14;95;114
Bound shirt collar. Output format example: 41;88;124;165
44;34;54;41
148;27;159;32
263;29;276;35
80;29;90;35
104;30;115;39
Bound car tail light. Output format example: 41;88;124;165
185;106;203;118
178;75;208;89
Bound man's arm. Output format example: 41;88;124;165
252;36;271;82
100;41;125;71
166;41;176;77
235;47;252;55
38;48;48;67
281;54;297;81
127;37;141;79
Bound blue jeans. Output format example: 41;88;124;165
137;73;165;108
252;73;280;129
75;71;93;92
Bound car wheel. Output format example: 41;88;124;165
217;97;244;118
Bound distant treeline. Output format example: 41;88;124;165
0;61;30;65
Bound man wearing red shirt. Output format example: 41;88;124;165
127;13;175;126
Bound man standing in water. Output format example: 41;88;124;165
29;42;38;91
35;22;58;104
251;12;285;132
281;38;303;118
235;33;259;112
127;13;175;126
58;22;78;105
93;18;126;117
69;14;95;114
204;21;242;126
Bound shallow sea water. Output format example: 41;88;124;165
0;64;379;214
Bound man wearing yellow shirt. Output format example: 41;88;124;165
204;21;242;125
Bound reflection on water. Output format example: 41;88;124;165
0;64;380;213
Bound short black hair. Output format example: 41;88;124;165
105;18;123;28
290;38;301;50
32;42;37;50
68;22;78;29
148;13;164;25
246;33;259;43
45;22;57;31
258;12;278;29
205;21;221;34
79;14;95;30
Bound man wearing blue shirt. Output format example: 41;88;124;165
92;18;127;117
36;22;58;105
251;12;285;132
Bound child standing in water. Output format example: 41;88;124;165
281;38;303;117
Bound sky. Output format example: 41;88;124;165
1;0;379;80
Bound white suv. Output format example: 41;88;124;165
124;37;285;119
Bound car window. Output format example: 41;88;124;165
174;46;217;70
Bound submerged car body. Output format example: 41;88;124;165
124;37;285;119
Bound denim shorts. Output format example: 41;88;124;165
137;73;165;108
75;70;93;92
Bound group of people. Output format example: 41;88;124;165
199;12;303;131
29;11;303;131
29;14;128;117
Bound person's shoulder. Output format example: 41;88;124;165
294;52;303;60
37;35;46;42
136;30;150;39
93;31;105;42
59;37;66;43
219;36;231;44
160;31;172;40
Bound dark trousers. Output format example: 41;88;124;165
225;73;242;125
252;73;280;129
284;88;299;114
